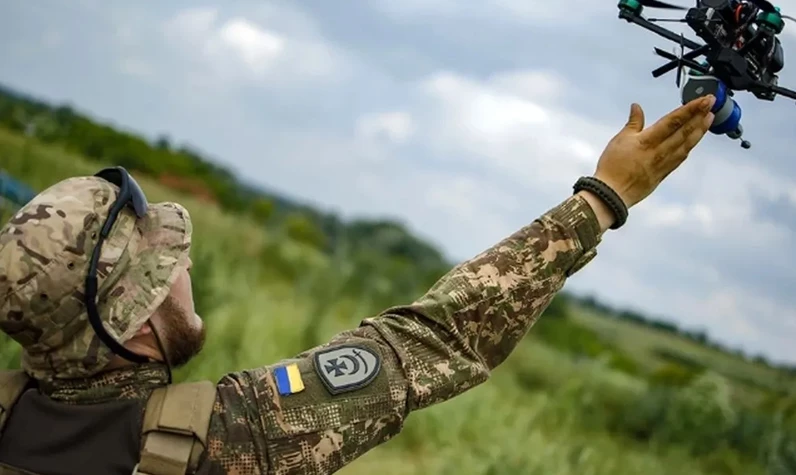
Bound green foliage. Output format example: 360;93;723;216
607;351;640;376
654;348;706;371
533;300;639;377
541;294;570;319
343;219;447;273
660;373;738;454
189;239;226;321
574;296;793;377
249;198;275;223
569;306;795;394
534;316;606;358
284;212;327;249
650;362;701;387
698;447;752;475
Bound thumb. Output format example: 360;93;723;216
623;103;645;133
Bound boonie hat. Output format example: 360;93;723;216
0;174;192;380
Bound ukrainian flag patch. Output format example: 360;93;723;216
273;363;305;396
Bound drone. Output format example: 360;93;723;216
618;0;796;149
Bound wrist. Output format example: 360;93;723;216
572;176;628;231
576;190;616;233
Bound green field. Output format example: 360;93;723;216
1;119;795;474
572;306;796;395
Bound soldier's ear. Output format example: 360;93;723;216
136;320;154;336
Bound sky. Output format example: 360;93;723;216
1;0;795;365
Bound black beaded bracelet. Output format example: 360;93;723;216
573;176;628;230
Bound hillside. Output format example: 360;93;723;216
1;86;795;474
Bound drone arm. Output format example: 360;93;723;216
747;78;796;101
619;9;702;50
768;84;796;101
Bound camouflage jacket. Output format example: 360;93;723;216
39;194;601;474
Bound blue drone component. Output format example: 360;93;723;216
680;71;751;149
707;79;742;134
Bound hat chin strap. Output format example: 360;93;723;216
147;320;173;385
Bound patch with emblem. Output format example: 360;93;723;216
314;345;381;395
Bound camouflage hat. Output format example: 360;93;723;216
0;175;192;380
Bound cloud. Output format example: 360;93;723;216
371;0;605;25
409;70;608;195
117;58;154;79
166;6;218;37
215;19;286;68
161;6;351;88
355;111;415;144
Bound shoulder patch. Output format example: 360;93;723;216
314;345;381;395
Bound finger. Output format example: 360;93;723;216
639;95;715;147
658;111;714;176
682;111;714;152
657;107;714;158
623;103;645;133
642;95;713;146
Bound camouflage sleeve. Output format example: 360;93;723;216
199;194;602;475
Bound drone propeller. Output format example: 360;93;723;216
655;34;689;87
653;47;712;75
651;44;710;77
676;34;685;87
637;0;687;9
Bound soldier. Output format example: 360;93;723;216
0;96;716;475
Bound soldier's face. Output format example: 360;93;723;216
155;259;206;367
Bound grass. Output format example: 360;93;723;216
572;305;796;395
0;127;793;475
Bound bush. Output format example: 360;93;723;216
613;372;739;455
533;316;606;359
767;430;796;475
699;447;750;475
284;213;327;249
727;409;776;460
612;386;673;442
607;350;640;376
541;294;570;319
649;362;700;387
659;372;737;454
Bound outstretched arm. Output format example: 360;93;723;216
200;96;716;475
204;194;601;475
364;193;602;411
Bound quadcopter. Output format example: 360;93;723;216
617;0;796;149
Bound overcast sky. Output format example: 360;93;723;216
1;0;795;365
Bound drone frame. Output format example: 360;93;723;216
617;1;796;101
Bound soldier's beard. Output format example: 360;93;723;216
158;295;206;368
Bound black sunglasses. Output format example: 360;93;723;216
85;167;150;363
